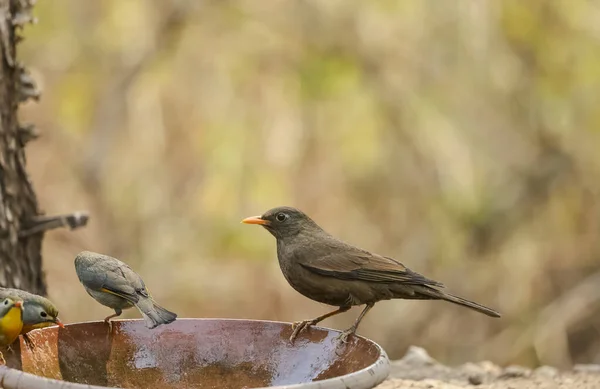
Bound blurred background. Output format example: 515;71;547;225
18;0;600;368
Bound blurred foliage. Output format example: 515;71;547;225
18;0;600;368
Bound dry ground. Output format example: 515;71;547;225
377;347;600;389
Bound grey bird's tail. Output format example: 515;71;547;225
135;297;178;329
414;286;501;318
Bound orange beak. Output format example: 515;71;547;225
14;301;22;308
55;319;65;328
241;216;270;225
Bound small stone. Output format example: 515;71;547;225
476;360;503;376
573;364;600;373
460;362;487;385
533;365;559;378
468;373;484;385
499;365;531;379
400;346;437;367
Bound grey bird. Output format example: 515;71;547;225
74;251;177;329
0;287;64;349
242;206;500;343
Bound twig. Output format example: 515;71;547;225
18;211;89;237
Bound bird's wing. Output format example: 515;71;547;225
80;260;143;303
118;263;150;298
300;247;443;286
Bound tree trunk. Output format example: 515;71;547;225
0;0;88;295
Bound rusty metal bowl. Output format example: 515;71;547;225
0;319;389;389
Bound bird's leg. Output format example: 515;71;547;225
104;309;121;323
290;306;350;343
0;351;4;366
337;303;374;343
22;333;35;350
104;309;122;333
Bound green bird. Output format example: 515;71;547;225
0;288;64;349
0;297;24;364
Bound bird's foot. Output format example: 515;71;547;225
289;319;317;343
336;327;357;344
104;318;114;334
0;351;5;366
23;334;36;350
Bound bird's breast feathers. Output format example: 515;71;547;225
0;306;23;344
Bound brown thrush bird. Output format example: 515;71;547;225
242;206;500;343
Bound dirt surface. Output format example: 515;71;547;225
375;346;600;389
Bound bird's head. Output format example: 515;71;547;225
23;300;64;329
0;297;23;317
2;298;22;309
241;206;319;240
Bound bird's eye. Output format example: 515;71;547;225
3;300;7;305
41;312;47;318
276;213;288;222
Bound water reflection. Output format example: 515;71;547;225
15;319;380;389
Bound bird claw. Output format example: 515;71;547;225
336;328;356;344
290;321;302;332
289;320;315;343
0;352;5;366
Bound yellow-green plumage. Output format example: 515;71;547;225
0;288;62;334
0;297;24;365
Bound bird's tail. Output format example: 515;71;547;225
438;292;501;317
135;298;177;329
415;286;501;318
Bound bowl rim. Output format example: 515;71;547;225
0;318;390;389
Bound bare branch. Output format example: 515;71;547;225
19;211;90;238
